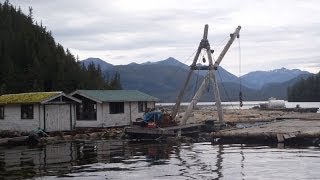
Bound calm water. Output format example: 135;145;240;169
0;141;320;179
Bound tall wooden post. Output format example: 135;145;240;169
181;74;210;124
171;25;210;119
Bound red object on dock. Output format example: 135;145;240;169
147;122;156;128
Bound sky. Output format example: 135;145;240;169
5;0;320;75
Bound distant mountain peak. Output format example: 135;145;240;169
128;62;139;65
241;67;311;89
141;57;187;67
156;57;187;67
81;57;113;71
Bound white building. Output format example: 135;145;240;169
0;92;81;132
70;90;158;127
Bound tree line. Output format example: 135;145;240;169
0;1;121;95
287;71;320;102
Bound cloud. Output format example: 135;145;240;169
5;0;320;74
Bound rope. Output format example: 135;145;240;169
238;37;243;108
216;69;241;122
211;35;230;60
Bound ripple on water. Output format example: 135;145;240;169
0;141;320;179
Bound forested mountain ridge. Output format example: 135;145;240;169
0;1;120;95
241;68;311;89
82;57;313;102
288;72;320;102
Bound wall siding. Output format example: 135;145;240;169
0;104;77;132
0;104;40;132
76;101;156;128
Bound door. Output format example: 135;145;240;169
45;104;71;131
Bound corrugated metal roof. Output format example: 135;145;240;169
74;90;159;102
0;92;61;105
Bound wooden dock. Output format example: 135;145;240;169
212;119;320;145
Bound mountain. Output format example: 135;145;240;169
81;58;114;71
241;68;311;89
154;57;189;68
82;57;314;102
107;60;203;102
259;73;311;100
287;72;320;102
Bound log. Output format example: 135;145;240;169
0;138;9;145
283;134;291;139
7;136;29;145
277;134;284;143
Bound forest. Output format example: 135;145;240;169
287;72;320;102
0;1;121;95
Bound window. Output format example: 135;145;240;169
0;106;4;119
110;102;124;114
21;104;33;119
76;103;97;120
138;101;148;112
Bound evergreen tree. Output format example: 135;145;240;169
288;72;320;102
0;1;121;94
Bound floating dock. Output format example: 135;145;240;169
212;118;320;145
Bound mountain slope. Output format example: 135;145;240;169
241;68;311;89
82;57;313;102
81;58;114;71
259;73;311;100
104;57;248;102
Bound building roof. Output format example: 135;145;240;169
0;92;81;105
0;92;61;105
72;90;159;102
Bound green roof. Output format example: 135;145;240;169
73;90;159;102
0;92;61;105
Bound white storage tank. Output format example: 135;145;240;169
267;99;286;109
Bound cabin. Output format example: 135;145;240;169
0;92;81;132
70;90;158;128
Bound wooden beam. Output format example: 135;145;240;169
209;70;224;126
181;74;210;125
171;70;193;119
214;26;241;67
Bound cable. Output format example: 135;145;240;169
216;66;241;122
211;35;229;60
238;37;243;108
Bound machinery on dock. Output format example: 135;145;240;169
125;24;241;140
171;24;241;127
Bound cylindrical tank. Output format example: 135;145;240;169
267;100;286;109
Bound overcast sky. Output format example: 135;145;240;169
6;0;320;75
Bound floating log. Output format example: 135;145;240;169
7;136;29;145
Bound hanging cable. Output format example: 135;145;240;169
217;69;241;122
238;36;243;108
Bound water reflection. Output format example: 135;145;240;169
214;144;224;179
0;141;319;179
